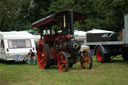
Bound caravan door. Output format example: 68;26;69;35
0;40;6;60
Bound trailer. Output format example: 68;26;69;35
86;14;128;62
0;31;36;62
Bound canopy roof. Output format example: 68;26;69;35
87;29;114;33
0;31;34;39
32;11;83;28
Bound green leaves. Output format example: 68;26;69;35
0;0;32;31
0;0;128;31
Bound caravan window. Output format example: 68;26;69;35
8;39;32;49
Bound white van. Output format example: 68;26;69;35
0;31;36;62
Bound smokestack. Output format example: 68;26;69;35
69;10;74;35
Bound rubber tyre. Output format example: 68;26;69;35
57;51;69;72
122;54;128;61
37;42;50;69
69;63;73;68
96;47;110;63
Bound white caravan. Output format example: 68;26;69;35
0;31;36;62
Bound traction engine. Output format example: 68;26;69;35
32;11;92;72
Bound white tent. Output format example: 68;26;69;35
74;30;86;36
87;29;114;33
74;29;114;37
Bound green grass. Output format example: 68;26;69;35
0;57;128;85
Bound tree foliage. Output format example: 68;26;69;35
0;0;128;31
0;0;32;31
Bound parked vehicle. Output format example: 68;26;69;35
32;10;92;72
86;14;128;62
0;31;36;62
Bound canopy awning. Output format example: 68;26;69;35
32;11;83;28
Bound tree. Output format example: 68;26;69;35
0;0;30;31
0;0;128;31
27;0;52;22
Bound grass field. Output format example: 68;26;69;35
0;57;128;85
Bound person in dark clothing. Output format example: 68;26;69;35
28;49;35;59
25;49;36;64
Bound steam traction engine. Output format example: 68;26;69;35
32;11;92;72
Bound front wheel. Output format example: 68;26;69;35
57;52;69;72
80;53;92;69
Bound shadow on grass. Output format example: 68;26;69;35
93;55;128;64
110;59;128;64
48;65;58;70
0;59;27;65
99;56;128;65
39;64;84;72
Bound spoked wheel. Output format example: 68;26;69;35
80;55;92;69
37;42;50;69
58;52;69;72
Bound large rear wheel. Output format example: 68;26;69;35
37;42;50;69
58;52;69;72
